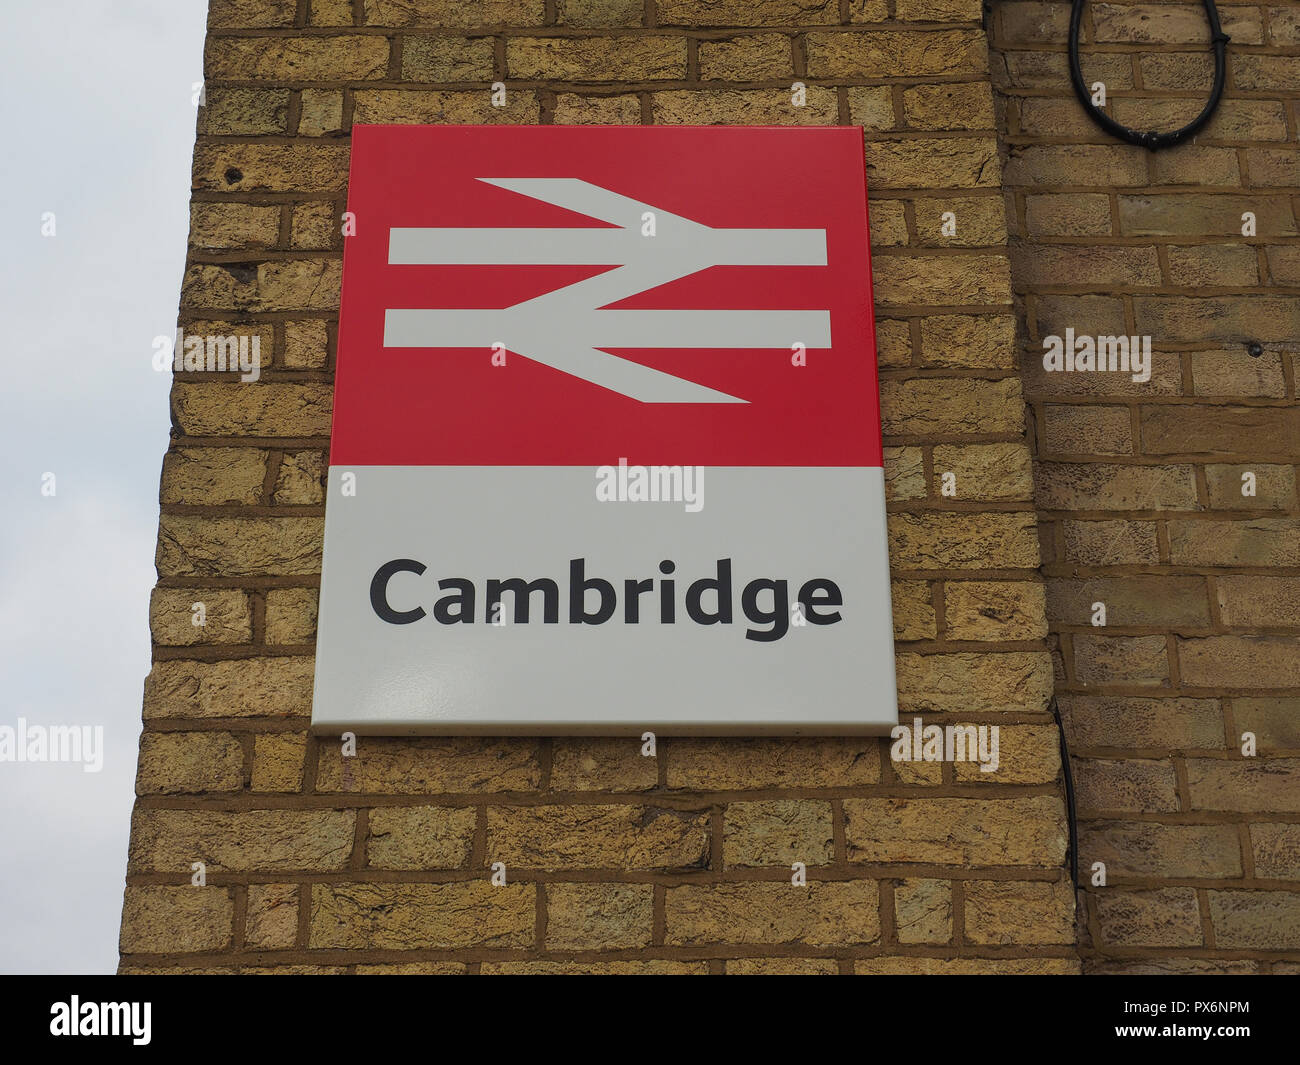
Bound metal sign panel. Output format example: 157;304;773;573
312;125;897;734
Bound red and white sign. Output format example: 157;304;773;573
312;125;897;734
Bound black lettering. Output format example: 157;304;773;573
486;577;559;623
433;578;475;624
686;558;733;624
370;558;426;624
624;578;654;623
742;578;789;642
658;560;676;623
798;579;843;625
569;558;616;624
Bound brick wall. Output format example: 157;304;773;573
118;0;1079;973
990;1;1299;973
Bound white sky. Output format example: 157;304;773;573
0;0;208;973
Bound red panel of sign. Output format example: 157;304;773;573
331;124;881;468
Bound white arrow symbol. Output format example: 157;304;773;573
383;178;832;403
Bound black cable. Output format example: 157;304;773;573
1050;695;1079;889
1068;0;1230;150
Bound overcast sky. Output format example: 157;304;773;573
0;0;208;973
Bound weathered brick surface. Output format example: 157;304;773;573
244;883;300;949
665;882;881;946
135;732;244;795
367;806;477;868
994;0;1300;972
310;883;536;948
119;0;1078;975
120;887;234;954
129;809;356;872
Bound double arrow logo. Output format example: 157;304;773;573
383;178;832;403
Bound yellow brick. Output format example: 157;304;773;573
198;88;290;135
352;88;539;123
952;725;1060;784
659;0;841;25
314;737;541;792
193;144;350;194
848;85;897;130
143;657;315;719
136;732;244;795
869;200;909;247
965;879;1075;944
666;882;880;946
545;883;653;949
844;796;1066;865
509;36;684;80
919;314;1016;368
549;738;658;791
943;580;1047;641
895;651;1053;713
290;203;337;250
856;956;1077;973
930;442;1035;501
724;800;834;867
888;512;1040;569
895;878;951;943
265;587;319;645
726;958;839;974
867;136;1001;189
170;382;333;436
698;35;791;80
252;733;308;792
309;0;354;25
552;93;642;123
903;82;994;130
892;579;936;640
486;805;709;870
150;588;252;645
356;962;469;973
402;35;495;80
181;261;341;311
556;0;643;26
310;882;535;948
668;738;880;789
245;883;299;948
273;451;325;504
284;320;330;368
913;196;1008;247
206;35;389;81
129;809;355;872
367;806;476;868
210;0;296;29
298;89;345;136
650;88;838;124
874;317;913;366
805;29;987;78
156;516;322;577
120;887;233;954
880;377;1024;435
190;202;280;249
364;0;544;26
883;445;925;501
480;959;706;973
873;253;1012;306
